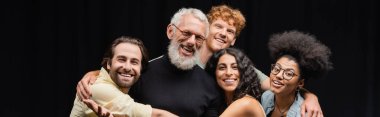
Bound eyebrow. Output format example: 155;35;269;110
276;63;296;71
130;58;141;62
217;63;226;66
116;56;126;59
116;55;140;61
217;62;237;66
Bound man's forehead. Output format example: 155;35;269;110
114;43;142;57
212;18;236;28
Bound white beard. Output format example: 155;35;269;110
168;40;199;70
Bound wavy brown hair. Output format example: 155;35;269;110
101;36;149;72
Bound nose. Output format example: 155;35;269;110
275;70;285;80
123;62;132;72
226;67;233;76
184;35;196;47
187;35;196;44
219;29;227;38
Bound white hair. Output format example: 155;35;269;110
170;8;209;37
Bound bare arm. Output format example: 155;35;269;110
152;108;178;117
220;97;265;117
261;78;270;91
300;88;324;117
76;70;100;100
254;68;270;90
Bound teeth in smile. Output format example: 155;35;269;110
273;80;282;85
181;45;194;54
216;38;226;43
225;79;235;82
184;47;192;52
224;79;235;85
120;73;132;77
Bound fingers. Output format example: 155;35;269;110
82;99;95;110
77;74;92;100
314;111;319;117
318;106;324;117
319;111;324;117
105;111;111;117
307;108;324;117
83;99;110;117
301;103;324;117
109;113;114;117
310;107;323;117
97;105;103;116
81;79;91;99
97;105;105;117
307;109;314;117
98;106;111;117
83;99;101;116
313;109;323;117
79;81;90;99
301;103;306;117
76;82;85;101
82;70;100;99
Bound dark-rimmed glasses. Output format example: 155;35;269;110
271;64;298;80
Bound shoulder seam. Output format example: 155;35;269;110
149;55;164;62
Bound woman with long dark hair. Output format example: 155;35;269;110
206;47;265;117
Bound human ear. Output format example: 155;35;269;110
166;24;174;40
230;38;236;46
298;79;305;88
106;60;111;70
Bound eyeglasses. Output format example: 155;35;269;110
171;24;206;45
271;64;298;80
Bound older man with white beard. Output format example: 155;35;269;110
126;8;222;117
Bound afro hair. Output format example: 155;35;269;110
268;30;333;80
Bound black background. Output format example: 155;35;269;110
2;0;378;116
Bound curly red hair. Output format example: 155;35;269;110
207;5;246;37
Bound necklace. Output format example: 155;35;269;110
275;101;292;117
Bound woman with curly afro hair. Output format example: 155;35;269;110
206;47;265;117
261;30;333;117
